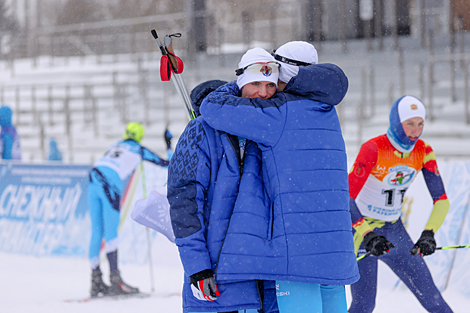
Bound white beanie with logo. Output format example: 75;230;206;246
236;47;279;89
275;41;318;83
397;96;426;123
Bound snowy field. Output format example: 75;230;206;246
0;234;184;313
1;243;469;313
2;160;470;313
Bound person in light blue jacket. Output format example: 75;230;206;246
167;47;280;313
200;42;359;313
88;122;171;298
48;137;63;161
0;105;21;160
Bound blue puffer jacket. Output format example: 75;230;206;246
200;64;360;286
168;111;278;311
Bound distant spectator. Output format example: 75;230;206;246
48;138;63;161
0;105;21;160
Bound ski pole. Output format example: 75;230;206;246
356;244;470;263
161;32;192;114
357;244;470;262
118;168;142;234
357;252;371;261
150;29;195;120
100;167;141;264
437;244;470;250
172;73;193;118
140;162;156;293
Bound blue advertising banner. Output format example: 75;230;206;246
0;161;169;264
0;162;92;256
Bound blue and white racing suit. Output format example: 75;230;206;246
88;139;169;269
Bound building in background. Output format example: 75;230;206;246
454;0;470;31
3;0;469;59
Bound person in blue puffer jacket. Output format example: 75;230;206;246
0;105;21;160
200;42;359;313
167;48;280;313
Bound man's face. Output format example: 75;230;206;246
401;117;424;141
241;81;277;99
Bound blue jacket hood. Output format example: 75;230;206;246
386;95;424;152
285;63;348;106
0;105;12;127
190;80;228;117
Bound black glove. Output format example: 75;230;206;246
164;128;173;150
411;230;436;256
363;231;395;256
190;269;220;301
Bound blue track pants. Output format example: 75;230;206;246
349;219;452;313
88;168;122;269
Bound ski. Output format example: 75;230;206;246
64;291;181;303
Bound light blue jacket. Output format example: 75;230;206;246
0;105;21;160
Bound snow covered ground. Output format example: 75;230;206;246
2;243;469;313
3;160;470;312
0;234;184;313
2;159;469;313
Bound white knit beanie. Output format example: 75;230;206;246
275;41;318;83
236;47;279;89
397;96;426;123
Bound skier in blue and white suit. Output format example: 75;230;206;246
88;122;171;297
0;105;21;160
200;42;359;313
167;48;280;313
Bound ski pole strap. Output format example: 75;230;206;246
436;244;470;250
357;251;371;261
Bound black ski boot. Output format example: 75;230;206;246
90;270;110;298
109;270;139;296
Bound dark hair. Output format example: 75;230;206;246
190;80;228;117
